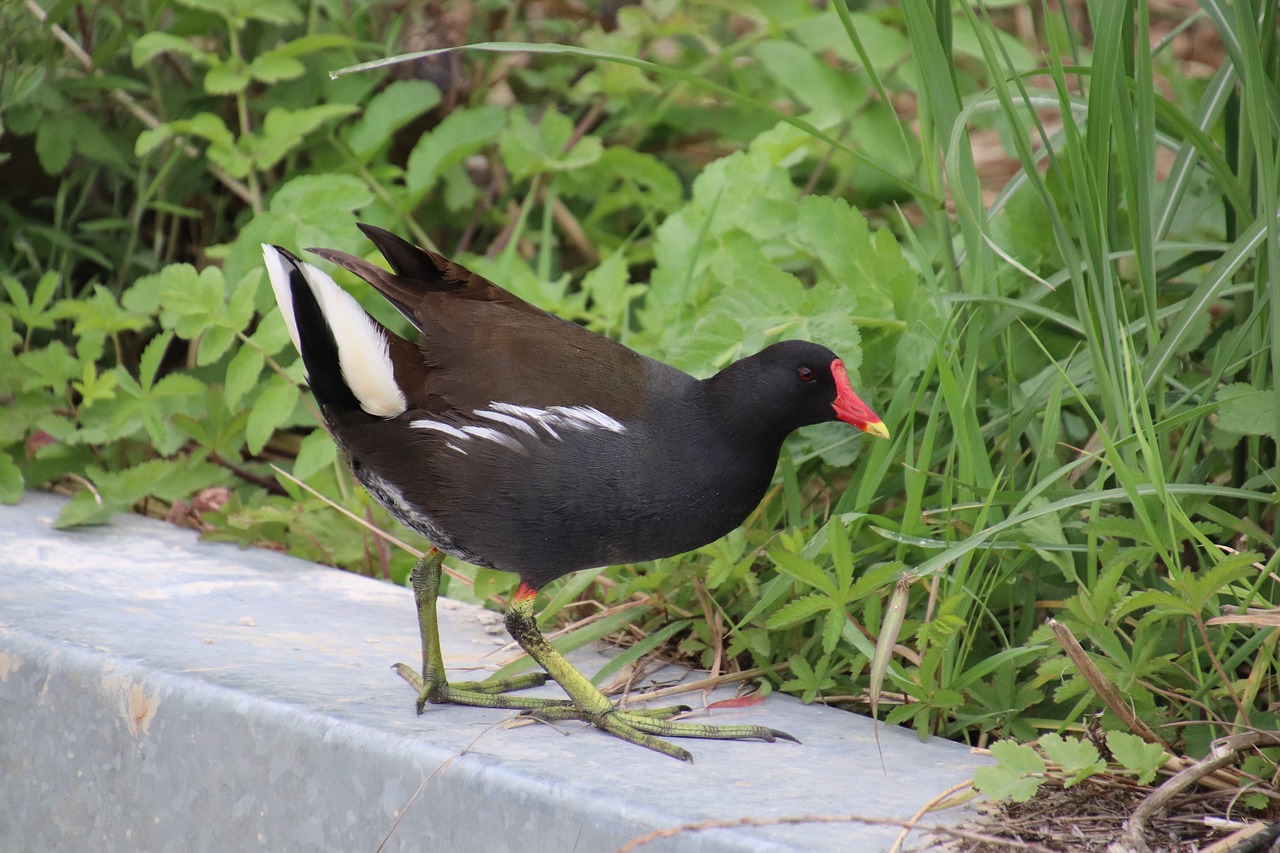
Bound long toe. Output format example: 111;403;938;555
618;712;799;744
458;671;551;695
616;704;693;720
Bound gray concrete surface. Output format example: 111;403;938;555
0;491;988;852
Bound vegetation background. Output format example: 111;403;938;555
2;0;1277;834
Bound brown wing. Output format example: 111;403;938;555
308;226;665;420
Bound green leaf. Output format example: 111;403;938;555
175;0;301;24
820;608;843;654
754;39;866;114
248;51;306;84
292;428;336;481
972;763;1045;804
156;263;229;342
18;342;79;392
204;58;252;95
347;79;442;161
2;271;60;332
197;325;237;367
35;117;73;174
0;452;23;504
53;284;151;339
405;105;505;196
270;173;374;215
1038;734;1104;787
55;490;116;528
135;126;172;158
765;592;833;629
138;330;174;390
132;32;212;67
55;459;227;528
1106;731;1167;785
1216;383;1278;436
675;262;859;374
253;105;358;169
245;375;300;454
972;740;1047;803
990;739;1047;774
769;548;837;596
499;110;603;180
224;344;264;409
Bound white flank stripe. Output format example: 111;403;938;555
549;405;626;433
410;419;469;440
484;402;626;440
302;260;406;418
261;245;303;356
473;408;538;437
489;403;561;439
461;425;527;453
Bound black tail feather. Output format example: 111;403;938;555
279;252;361;413
356;223;449;282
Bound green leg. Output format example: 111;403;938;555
503;589;799;762
392;552;569;712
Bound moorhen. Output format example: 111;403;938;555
262;225;889;761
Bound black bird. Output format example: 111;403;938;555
263;225;889;761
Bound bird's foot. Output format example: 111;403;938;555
524;704;800;763
392;663;571;713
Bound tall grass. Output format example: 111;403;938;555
867;0;1279;744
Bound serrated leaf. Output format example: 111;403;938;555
55;490;117;528
205;59;251;95
244;376;299;453
292;428;336;481
226;270;260;332
224;344;264;409
270;173;374;214
138;330;175;390
500;110;603;179
254;105;358;169
347;79;442;160
990;739;1048;774
132;32;212;67
151;374;205;397
18;342;79;391
405;105;505;196
770;548;837;596
820;608;843;654
1017;497;1075;581
828;516;854;590
675;262;859;374
1106;731;1167;785
580;250;631;328
1038;734;1104;786
197;325;237;366
1216;383;1278;437
972;764;1045;804
765;592;833;629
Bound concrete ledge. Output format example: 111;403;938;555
0;492;988;852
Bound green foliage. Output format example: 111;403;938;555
1;0;1277;784
974;732;1171;804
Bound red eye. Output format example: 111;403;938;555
797;366;815;382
